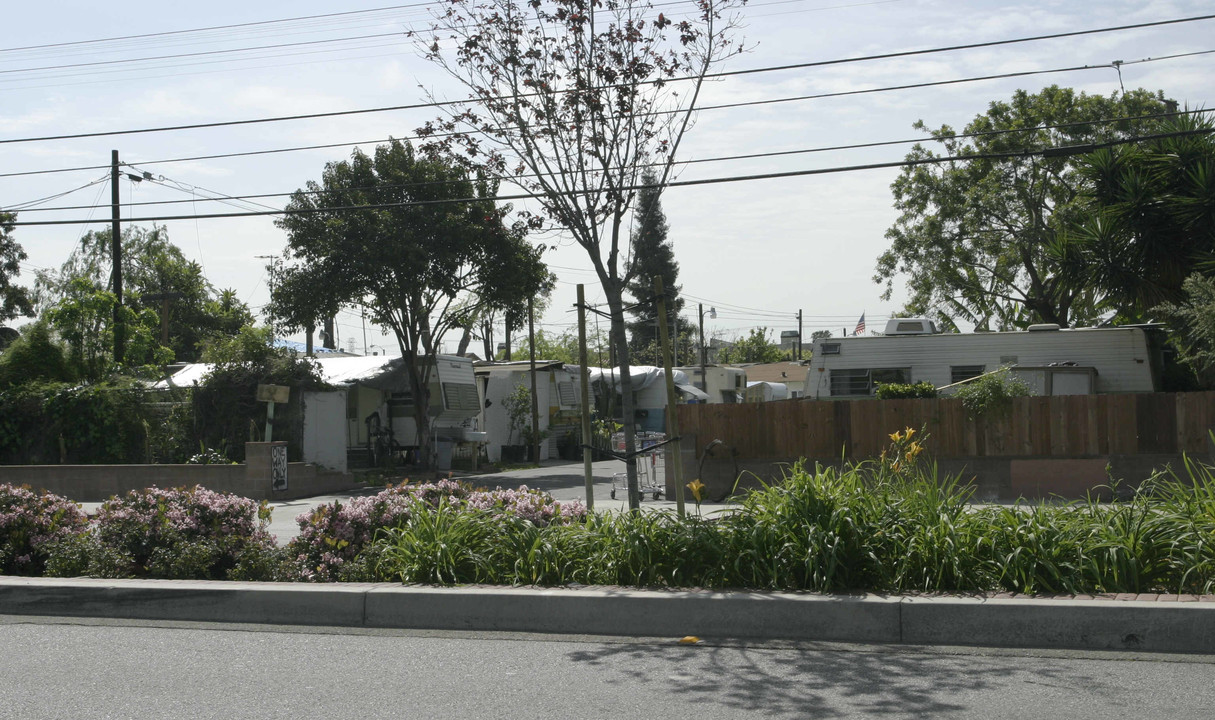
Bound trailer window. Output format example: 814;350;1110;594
950;365;986;384
830;369;870;396
820;343;841;355
831;368;910;396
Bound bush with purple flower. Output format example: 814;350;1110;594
90;485;277;580
0;484;89;576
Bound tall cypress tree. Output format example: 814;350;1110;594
626;171;684;355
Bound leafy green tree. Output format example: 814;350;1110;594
44;278;172;380
0;321;73;388
1060;113;1215;320
272;139;550;468
625;170;683;352
0;212;34;323
876;86;1172;329
36;226;252;362
716;327;786;364
1154;274;1215;389
415;0;745;508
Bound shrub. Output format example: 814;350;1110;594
875;381;938;399
954;367;1031;416
0;484;89;576
89;486;276;579
292;479;586;582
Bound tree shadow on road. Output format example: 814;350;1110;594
564;641;1102;718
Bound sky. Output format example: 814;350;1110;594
2;0;1213;357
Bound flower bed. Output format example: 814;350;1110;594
0;485;89;576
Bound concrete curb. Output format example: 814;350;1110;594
2;577;1213;654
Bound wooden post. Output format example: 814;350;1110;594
577;284;594;510
528;295;541;463
654;276;686;517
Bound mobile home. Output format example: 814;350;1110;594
806;320;1161;399
675;365;748;403
475;361;583;463
589;366;709;432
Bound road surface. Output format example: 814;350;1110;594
2;616;1211;719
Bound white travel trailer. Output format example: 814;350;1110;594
805;319;1161;399
589;366;709;433
745;381;790;403
674;365;748;403
475;361;584;463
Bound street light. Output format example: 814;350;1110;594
698;304;716;392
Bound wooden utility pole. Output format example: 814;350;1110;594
698;303;707;391
527;295;541;463
798;309;803;360
143;292;183;346
577;284;594;510
110;150;125;362
654;276;686;517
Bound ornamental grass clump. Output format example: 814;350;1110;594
0;484;89;576
87;486;277;580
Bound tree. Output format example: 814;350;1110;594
1153;273;1215;389
1061;113;1215;320
811;329;833;341
272;138;549;468
44;278;172;380
35;226;252;362
0;321;73;388
415;0;745;508
876;86;1172;330
0;212;34;323
716;327;786;364
625;170;683;352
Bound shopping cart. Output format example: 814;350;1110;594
610;433;666;500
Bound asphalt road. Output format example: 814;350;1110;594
2;616;1212;719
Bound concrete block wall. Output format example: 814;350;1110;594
0;442;363;503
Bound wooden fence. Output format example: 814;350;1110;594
675;392;1215;461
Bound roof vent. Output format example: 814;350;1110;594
1027;323;1061;332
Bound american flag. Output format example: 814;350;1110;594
854;313;866;336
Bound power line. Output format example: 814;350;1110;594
3;13;1212;146
0;32;410;77
12;126;1211;228
0;3;434;54
6;105;1211;189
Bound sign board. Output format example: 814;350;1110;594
271;444;288;491
256;384;291;404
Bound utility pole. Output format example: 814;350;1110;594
577;285;594;510
698;303;707;391
527;295;541;463
797;309;803;360
110;150;125;363
654;276;686;518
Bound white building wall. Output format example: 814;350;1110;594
302;390;349;473
806;328;1155;399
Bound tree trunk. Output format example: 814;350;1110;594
607;290;641;510
402;351;433;470
456;323;473;357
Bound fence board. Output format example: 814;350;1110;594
674;391;1215;462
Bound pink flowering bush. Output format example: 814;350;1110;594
467;485;587;528
89;486;278;580
290;480;586;582
0;484;89;576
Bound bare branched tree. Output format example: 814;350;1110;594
415;0;746;508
